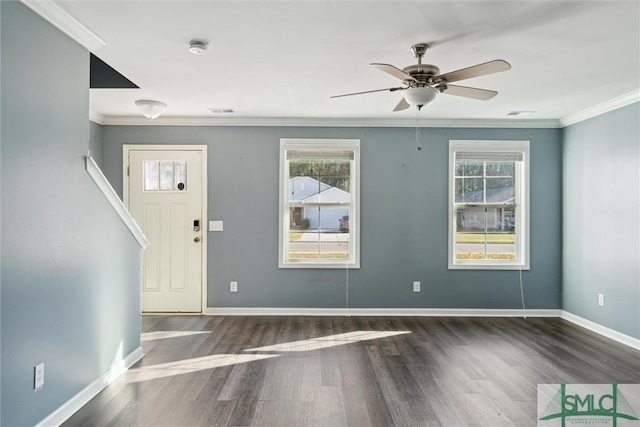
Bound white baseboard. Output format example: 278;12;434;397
35;346;145;427
205;307;561;317
205;308;639;350
560;310;640;351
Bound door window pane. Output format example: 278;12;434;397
159;162;173;191
174;162;187;191
144;161;159;191
144;161;187;192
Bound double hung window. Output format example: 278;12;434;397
449;140;530;270
279;139;360;268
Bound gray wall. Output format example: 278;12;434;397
1;3;143;425
102;125;562;310
562;102;640;339
89;120;103;167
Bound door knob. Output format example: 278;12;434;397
194;237;201;243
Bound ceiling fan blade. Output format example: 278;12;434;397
331;87;404;98
442;84;498;100
393;97;411;112
433;60;511;83
371;63;417;82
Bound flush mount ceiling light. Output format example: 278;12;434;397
188;40;208;55
135;100;167;119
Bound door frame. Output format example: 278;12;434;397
123;144;208;314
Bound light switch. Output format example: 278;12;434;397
209;220;224;232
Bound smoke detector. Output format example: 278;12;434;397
188;40;208;55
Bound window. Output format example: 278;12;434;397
449;140;530;270
144;161;187;191
279;139;360;268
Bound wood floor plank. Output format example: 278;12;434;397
63;316;640;427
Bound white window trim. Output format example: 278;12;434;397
279;138;360;269
448;140;530;270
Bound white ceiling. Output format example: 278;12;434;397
46;1;640;125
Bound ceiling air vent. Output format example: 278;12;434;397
209;108;236;114
507;111;536;116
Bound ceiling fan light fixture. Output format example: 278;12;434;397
135;100;167;119
403;87;438;109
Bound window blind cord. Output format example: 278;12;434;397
519;132;533;319
345;260;350;316
519;265;526;319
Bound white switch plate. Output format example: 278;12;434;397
209;220;224;232
34;363;44;390
413;281;421;292
230;281;238;292
598;293;604;307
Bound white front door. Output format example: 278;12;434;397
127;148;205;313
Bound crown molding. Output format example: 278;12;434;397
100;115;561;128
21;0;106;51
89;110;104;124
559;90;640;128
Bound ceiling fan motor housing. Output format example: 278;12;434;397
403;64;440;86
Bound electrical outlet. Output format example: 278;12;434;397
413;281;421;292
230;281;238;292
34;363;44;391
598;293;604;307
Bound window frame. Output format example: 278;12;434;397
279;138;360;269
448;140;530;270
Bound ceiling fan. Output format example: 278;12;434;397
331;43;511;111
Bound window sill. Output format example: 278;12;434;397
279;261;360;269
448;262;530;271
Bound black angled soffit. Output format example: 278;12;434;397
90;53;139;89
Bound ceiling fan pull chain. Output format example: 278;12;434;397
416;107;422;151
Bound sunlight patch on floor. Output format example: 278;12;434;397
128;330;412;383
243;330;411;353
126;353;278;383
141;331;210;342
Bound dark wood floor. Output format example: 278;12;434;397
63;315;640;426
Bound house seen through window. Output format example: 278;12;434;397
279;139;360;268
449;140;530;270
